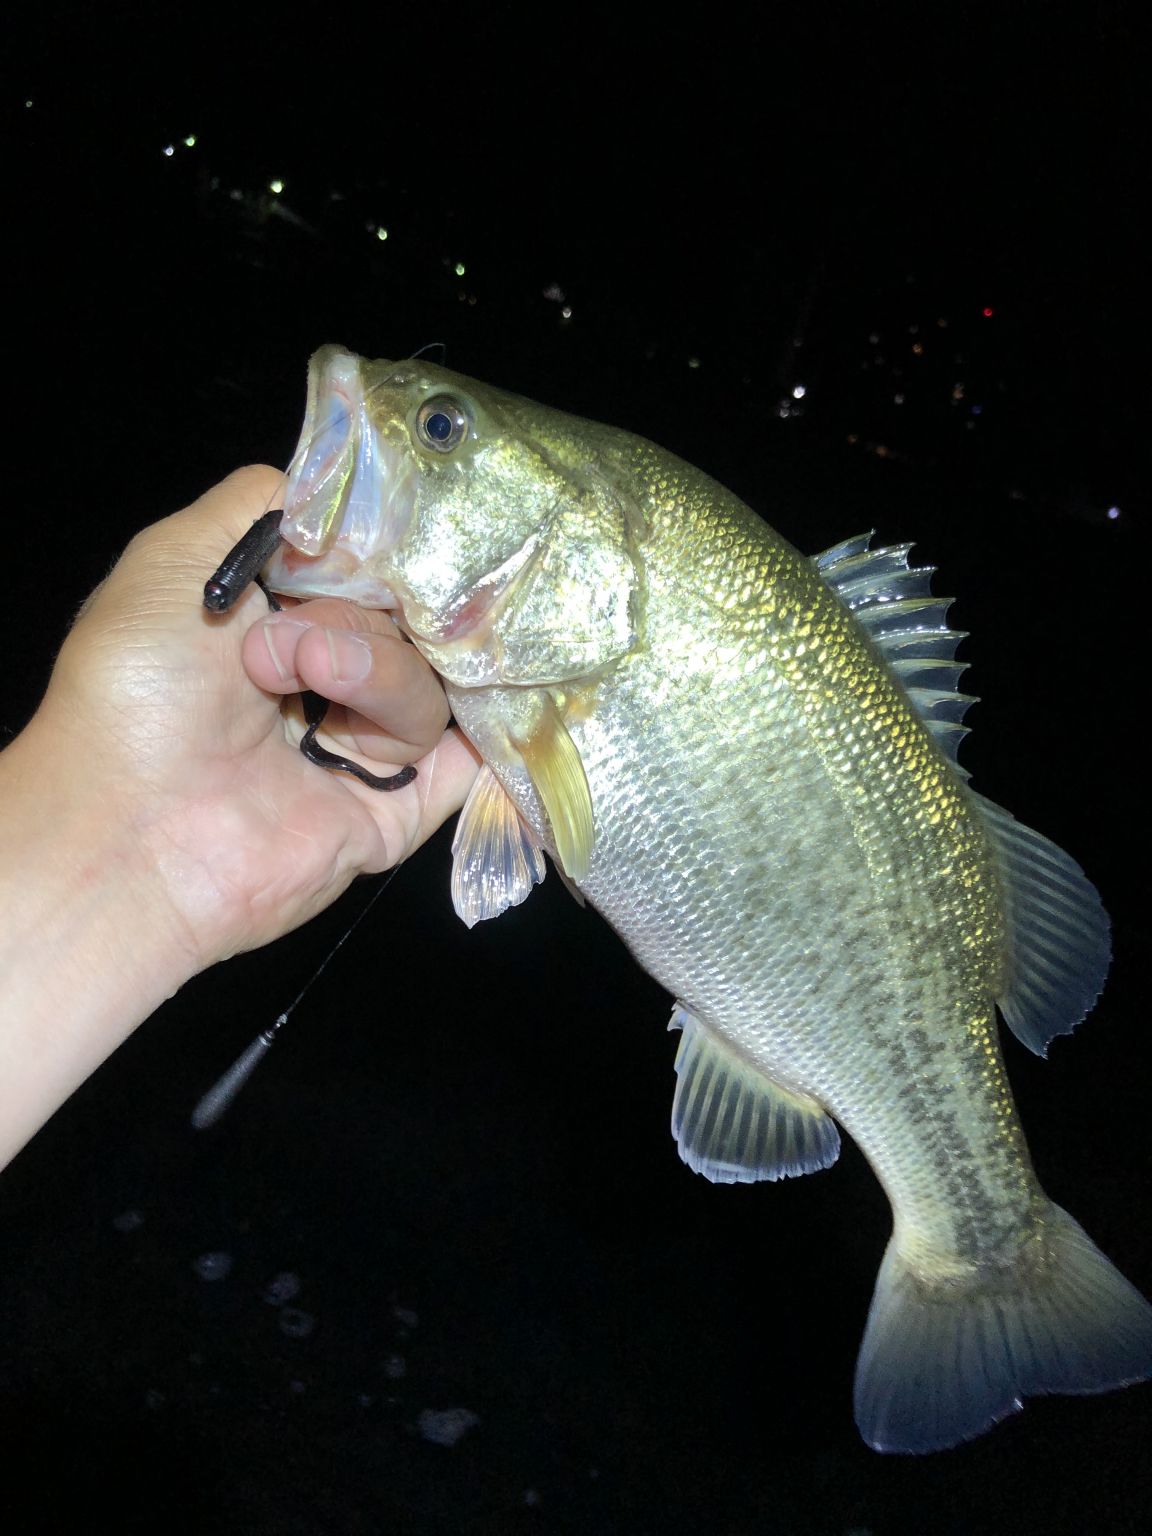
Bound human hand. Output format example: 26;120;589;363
42;466;478;967
0;467;478;1166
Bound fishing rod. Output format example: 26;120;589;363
190;864;399;1129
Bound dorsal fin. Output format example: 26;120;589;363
814;532;976;778
975;795;1111;1055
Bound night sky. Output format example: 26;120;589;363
4;8;1150;1535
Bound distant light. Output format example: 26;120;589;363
778;404;791;418
561;306;573;319
183;134;196;148
792;384;806;399
936;317;948;328
846;433;859;444
376;226;388;241
270;179;284;194
952;384;965;400
454;261;466;276
193;1251;233;1282
982;306;995;318
970;404;983;416
688;357;701;369
875;444;890;458
911;342;924;355
24;99;33;109
162;144;175;157
1107;505;1121;520
894;393;905;405
543;282;565;302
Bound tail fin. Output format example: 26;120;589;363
854;1202;1152;1453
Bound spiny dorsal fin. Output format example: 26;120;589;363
975;795;1111;1056
814;532;976;778
450;764;547;928
668;1006;840;1183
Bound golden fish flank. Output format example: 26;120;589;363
264;345;1152;1453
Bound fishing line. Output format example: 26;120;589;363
191;863;401;1129
409;341;447;364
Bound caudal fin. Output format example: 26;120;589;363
854;1202;1152;1453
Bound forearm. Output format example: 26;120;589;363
0;722;198;1170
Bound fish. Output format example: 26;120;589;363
262;343;1152;1453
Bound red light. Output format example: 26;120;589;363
982;306;995;318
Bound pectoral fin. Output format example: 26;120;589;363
669;1006;840;1183
512;697;595;883
451;765;546;928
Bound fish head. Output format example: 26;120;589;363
264;345;645;687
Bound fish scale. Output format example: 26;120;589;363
263;345;1151;1453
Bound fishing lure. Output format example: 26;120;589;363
202;509;416;791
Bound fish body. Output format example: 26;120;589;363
264;345;1152;1451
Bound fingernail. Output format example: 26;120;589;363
326;628;372;684
263;619;308;681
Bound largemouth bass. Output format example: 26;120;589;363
262;344;1151;1453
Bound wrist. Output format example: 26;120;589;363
0;717;200;1167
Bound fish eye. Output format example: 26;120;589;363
415;395;471;454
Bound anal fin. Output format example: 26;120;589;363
669;1006;840;1183
451;764;546;928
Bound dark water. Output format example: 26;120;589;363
3;14;1148;1535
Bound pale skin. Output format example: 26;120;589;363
0;466;480;1171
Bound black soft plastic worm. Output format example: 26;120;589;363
202;511;417;792
203;509;287;612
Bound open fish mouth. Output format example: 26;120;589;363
263;344;418;610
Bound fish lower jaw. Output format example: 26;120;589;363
266;545;402;611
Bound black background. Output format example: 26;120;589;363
3;6;1149;1534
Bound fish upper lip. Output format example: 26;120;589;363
277;345;417;582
